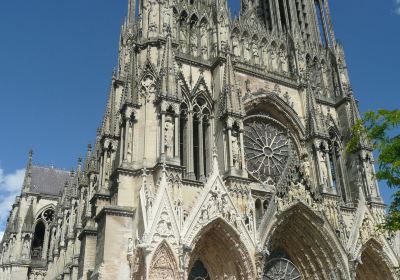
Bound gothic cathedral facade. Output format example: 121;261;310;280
1;0;399;279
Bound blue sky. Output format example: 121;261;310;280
0;1;399;234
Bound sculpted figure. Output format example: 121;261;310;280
22;238;30;259
190;32;198;57
231;134;241;169
232;36;240;57
200;24;208;59
244;40;250;61
279;49;288;73
252;42;259;62
148;1;158;38
162;5;171;35
164;116;174;158
180;28;187;53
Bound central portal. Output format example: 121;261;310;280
187;220;253;280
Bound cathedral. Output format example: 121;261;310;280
1;0;399;279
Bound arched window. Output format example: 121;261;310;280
31;220;45;260
193;97;211;181
328;130;349;202
188;260;210;280
180;94;212;181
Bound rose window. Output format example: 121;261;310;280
43;209;55;223
264;258;301;280
244;116;290;185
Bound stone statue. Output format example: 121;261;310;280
232;36;240;57
22;238;30;259
180;28;187;53
162;5;171;36
164;116;174;158
148;1;158;38
231;134;241;169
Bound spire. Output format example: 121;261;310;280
101;82;117;136
127;0;136;26
219;53;244;118
123;46;139;106
159;33;178;99
349;92;361;127
22;150;33;192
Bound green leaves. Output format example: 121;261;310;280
347;109;400;231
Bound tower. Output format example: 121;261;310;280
0;0;399;279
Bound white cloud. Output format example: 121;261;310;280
0;166;25;236
395;0;400;15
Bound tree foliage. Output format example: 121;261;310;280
347;109;400;231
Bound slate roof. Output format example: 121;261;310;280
30;166;69;196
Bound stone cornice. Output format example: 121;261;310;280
94;206;135;223
78;227;97;240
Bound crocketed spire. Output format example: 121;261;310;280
219;53;244;118
159;33;178;100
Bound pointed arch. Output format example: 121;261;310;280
356;238;398;280
148;241;179;280
244;92;306;147
262;203;350;279
187;218;255;279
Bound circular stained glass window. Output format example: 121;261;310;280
244;116;290;185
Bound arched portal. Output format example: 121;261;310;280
148;241;178;280
356;239;395;280
187;219;254;279
264;203;348;279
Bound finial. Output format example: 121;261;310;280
87;144;92;152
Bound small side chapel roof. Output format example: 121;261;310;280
29;166;70;196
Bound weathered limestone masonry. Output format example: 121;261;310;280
1;0;399;279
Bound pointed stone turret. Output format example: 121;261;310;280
219;53;244;118
349;92;362;127
159;33;178;100
101;81;118;137
305;83;326;139
22;150;33;192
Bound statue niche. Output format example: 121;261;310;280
164;115;175;159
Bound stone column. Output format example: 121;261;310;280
198;117;205;180
119;121;126;163
124;119;130;161
160;112;166;161
174;114;180;159
42;226;50;260
239;127;245;173
227;127;234;170
186;112;195;179
325;152;335;188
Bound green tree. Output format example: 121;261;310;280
347;109;400;231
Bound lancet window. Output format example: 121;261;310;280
179;94;212;181
328;130;348;201
31;208;55;260
31;221;45;260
